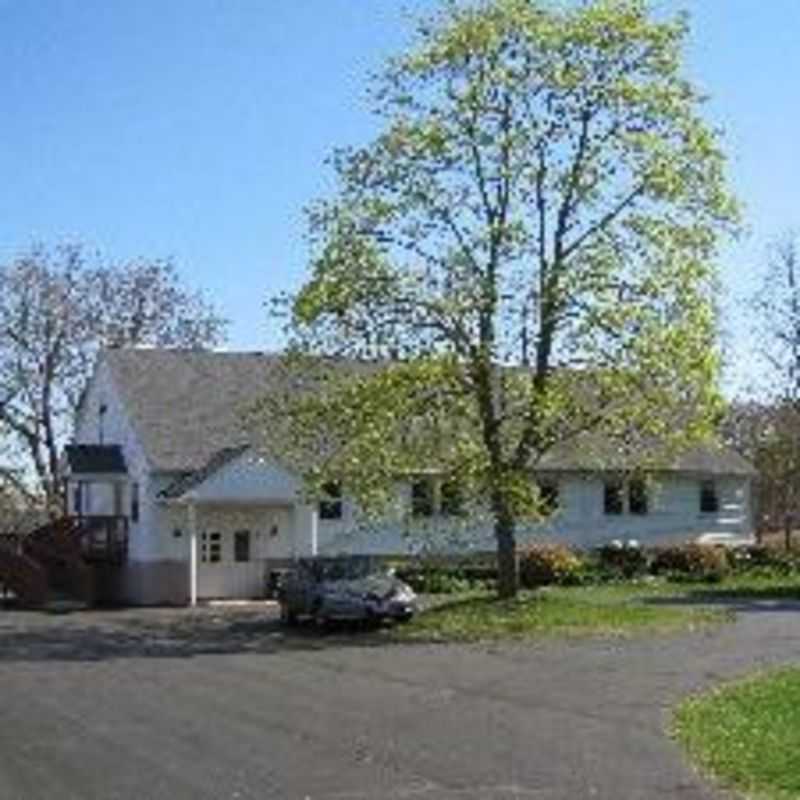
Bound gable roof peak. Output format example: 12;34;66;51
102;348;279;473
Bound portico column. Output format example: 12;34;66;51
293;504;319;557
310;507;318;557
188;501;198;607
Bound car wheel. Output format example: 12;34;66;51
364;609;382;630
312;601;328;630
280;603;298;627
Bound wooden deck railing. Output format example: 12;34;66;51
75;516;129;563
0;516;129;607
0;540;49;606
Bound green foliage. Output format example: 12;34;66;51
595;540;649;578
396;557;496;594
518;543;585;587
728;544;800;577
400;568;478;595
674;668;800;800
650;543;730;582
262;0;738;597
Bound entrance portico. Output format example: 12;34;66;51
161;449;320;606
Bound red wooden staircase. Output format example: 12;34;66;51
0;541;49;607
0;516;128;608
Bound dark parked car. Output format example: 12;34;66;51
279;556;417;626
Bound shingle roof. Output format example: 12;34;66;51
65;444;128;475
536;435;755;476
104;349;278;473
102;348;755;479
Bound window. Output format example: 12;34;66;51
440;480;465;517
234;530;251;563
98;402;107;444
629;480;648;515
411;479;435;517
201;532;222;564
73;483;83;516
319;482;343;520
700;480;719;513
131;483;140;523
536;481;560;514
604;480;624;515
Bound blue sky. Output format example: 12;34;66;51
1;1;798;393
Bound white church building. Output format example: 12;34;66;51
63;348;755;606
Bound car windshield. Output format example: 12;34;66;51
307;557;376;581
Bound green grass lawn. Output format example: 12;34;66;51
394;582;729;642
674;668;800;800
393;572;800;643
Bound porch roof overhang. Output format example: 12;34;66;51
64;445;128;479
66;472;130;484
158;445;250;500
165;494;294;509
158;445;300;507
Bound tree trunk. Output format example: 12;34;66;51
495;507;518;599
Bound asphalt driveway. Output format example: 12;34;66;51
2;600;800;800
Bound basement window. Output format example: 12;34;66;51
700;481;720;513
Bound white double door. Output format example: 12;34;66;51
196;508;290;599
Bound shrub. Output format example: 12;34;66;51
728;545;800;577
595;540;648;579
518;543;584;588
397;566;485;594
650;543;730;582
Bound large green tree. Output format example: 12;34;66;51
263;0;738;596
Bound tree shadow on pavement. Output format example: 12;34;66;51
0;606;404;664
644;585;800;615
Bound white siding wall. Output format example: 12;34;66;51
74;356;153;560
533;474;752;547
145;452;306;563
188;453;302;505
317;474;753;556
69;481;119;516
161;504;293;599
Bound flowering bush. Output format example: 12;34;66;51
595;539;648;578
650;543;730;582
518;543;584;588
